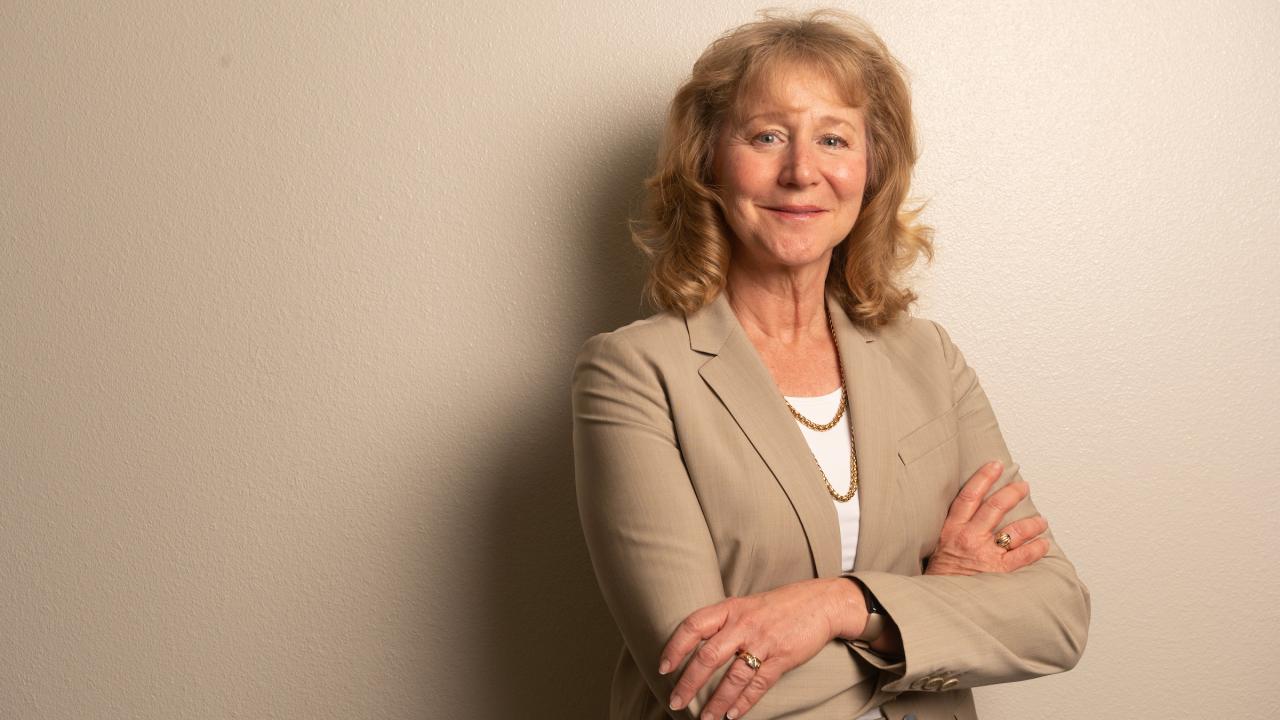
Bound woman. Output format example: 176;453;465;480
572;10;1090;720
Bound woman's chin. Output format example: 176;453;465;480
743;245;837;275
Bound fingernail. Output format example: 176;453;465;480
727;710;739;719
669;695;683;711
659;660;671;674
701;712;713;720
988;461;1003;473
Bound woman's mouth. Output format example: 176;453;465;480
763;205;827;219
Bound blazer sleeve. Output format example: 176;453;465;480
841;320;1092;693
573;332;880;718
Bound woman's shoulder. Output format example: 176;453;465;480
869;312;953;354
572;308;689;368
569;309;692;406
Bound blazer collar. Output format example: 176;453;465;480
686;290;900;577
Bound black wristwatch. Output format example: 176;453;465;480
850;578;886;644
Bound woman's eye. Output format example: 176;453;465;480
754;131;781;145
819;135;849;148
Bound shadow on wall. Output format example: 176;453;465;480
480;132;656;717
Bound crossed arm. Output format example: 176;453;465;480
660;460;1055;719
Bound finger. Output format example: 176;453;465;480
946;461;1004;524
660;604;729;676
669;633;742;711
700;652;760;720
970;479;1028;533
998;515;1049;550
1000;536;1050;572
726;661;784;719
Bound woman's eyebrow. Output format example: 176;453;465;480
740;111;860;132
816;114;859;132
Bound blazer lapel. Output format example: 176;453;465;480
687;291;900;579
828;299;901;574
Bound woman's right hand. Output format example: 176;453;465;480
924;461;1050;576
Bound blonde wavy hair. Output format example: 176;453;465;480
632;9;933;328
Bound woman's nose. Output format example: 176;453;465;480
779;143;818;187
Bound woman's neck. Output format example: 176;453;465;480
724;264;830;346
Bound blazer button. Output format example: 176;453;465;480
911;677;931;690
941;678;959;690
923;677;945;691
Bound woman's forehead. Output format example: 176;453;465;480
735;58;866;117
732;62;865;123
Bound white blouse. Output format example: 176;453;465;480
783;387;861;571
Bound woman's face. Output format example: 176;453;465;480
712;67;868;277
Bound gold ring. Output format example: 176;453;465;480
736;650;762;671
995;531;1012;549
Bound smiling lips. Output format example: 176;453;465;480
763;204;827;219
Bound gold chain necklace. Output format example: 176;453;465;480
784;386;847;430
782;313;859;503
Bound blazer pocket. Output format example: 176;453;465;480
896;405;960;466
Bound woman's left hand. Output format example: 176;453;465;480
659;578;850;719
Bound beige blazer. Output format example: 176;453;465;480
571;291;1091;720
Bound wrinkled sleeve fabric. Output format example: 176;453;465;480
841;321;1092;693
573;332;879;718
572;332;726;716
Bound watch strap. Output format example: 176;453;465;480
850;578;886;644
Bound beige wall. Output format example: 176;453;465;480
3;1;1278;718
